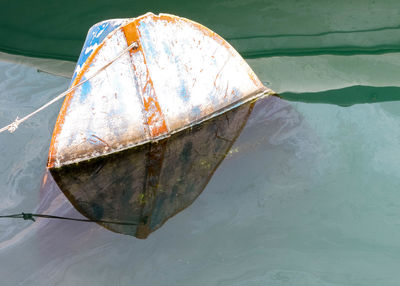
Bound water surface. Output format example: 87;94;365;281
1;56;400;285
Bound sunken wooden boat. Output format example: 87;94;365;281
47;13;273;238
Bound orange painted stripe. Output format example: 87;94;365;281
122;21;168;138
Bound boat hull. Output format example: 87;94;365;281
47;13;270;169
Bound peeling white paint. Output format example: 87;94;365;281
50;13;271;168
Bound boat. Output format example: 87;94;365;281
47;13;273;237
47;13;272;169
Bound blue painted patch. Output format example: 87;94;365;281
137;21;157;61
71;20;124;84
231;87;241;99
79;78;91;102
139;20;191;102
178;77;189;101
209;88;218;106
191;106;201;117
170;49;190;102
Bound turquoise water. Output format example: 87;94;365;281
1;54;400;285
2;1;400;60
2;1;400;282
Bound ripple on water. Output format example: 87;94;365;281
0;60;69;241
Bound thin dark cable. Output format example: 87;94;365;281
0;212;137;226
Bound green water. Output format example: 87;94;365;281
1;1;400;285
2;0;400;60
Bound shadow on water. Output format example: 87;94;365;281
280;85;400;107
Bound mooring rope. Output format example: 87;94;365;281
0;41;138;134
0;212;137;226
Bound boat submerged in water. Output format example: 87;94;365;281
47;12;274;238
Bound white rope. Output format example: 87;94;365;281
0;42;138;134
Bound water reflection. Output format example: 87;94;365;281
281;85;400;106
50;98;256;238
